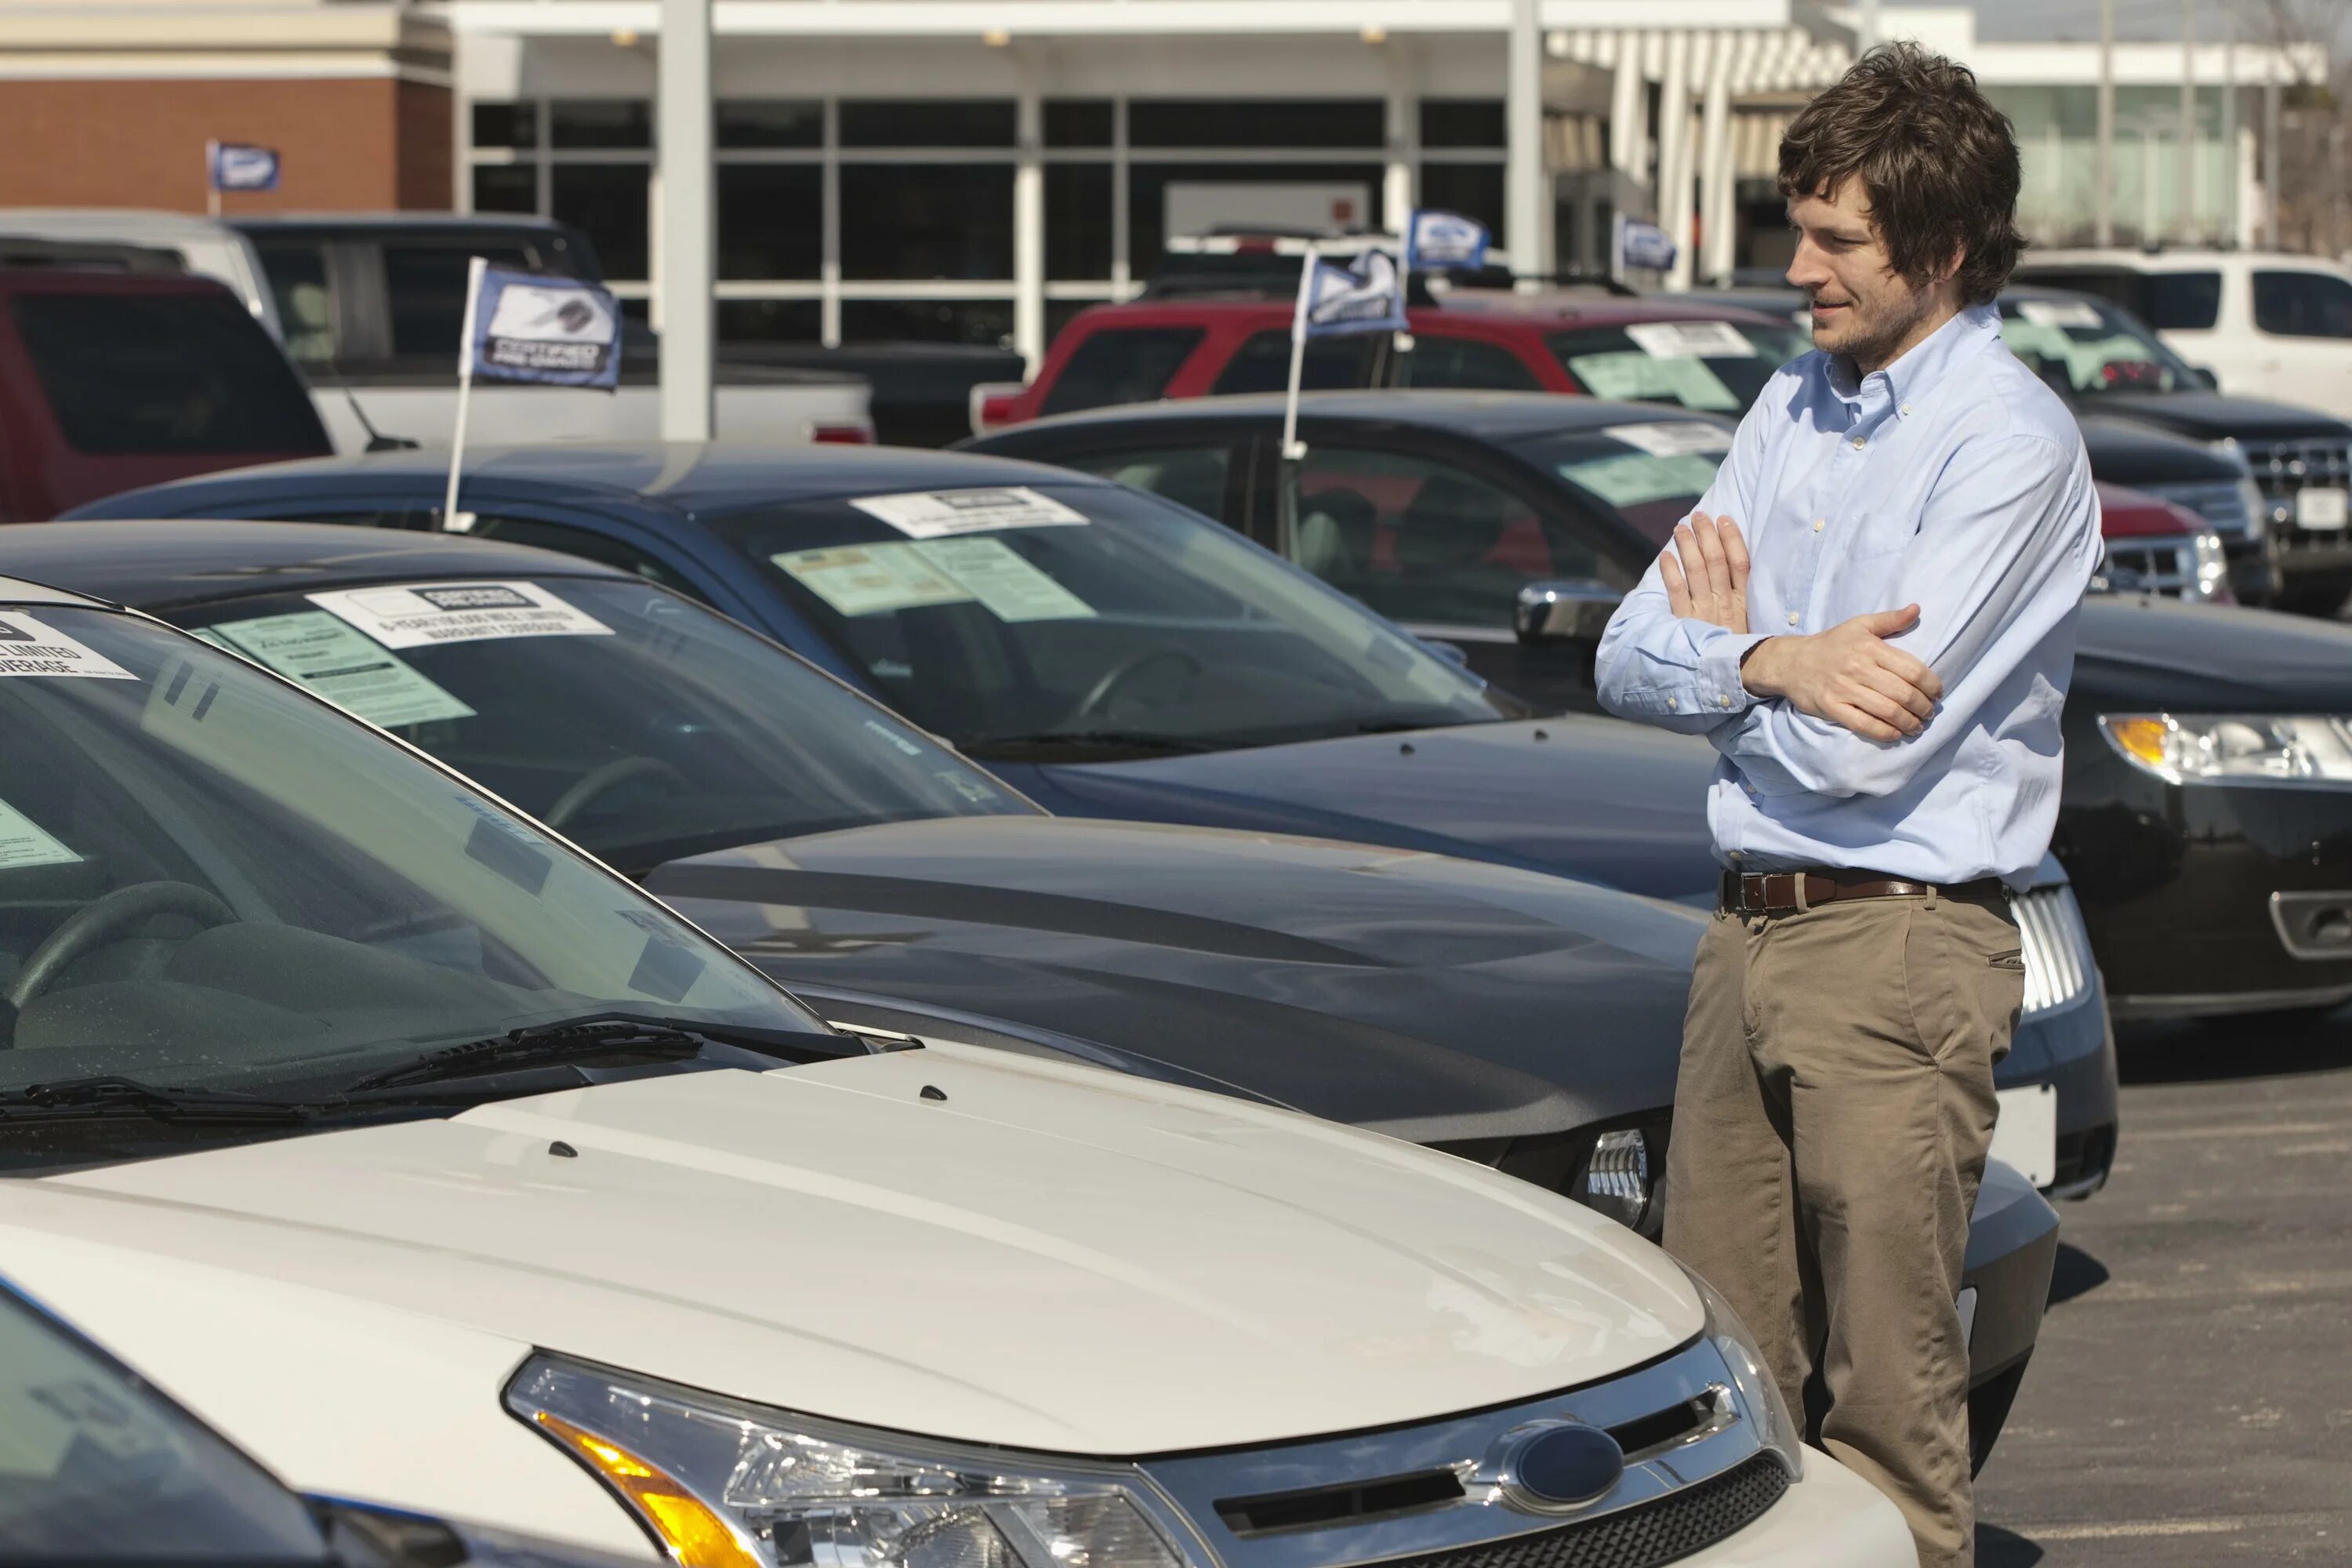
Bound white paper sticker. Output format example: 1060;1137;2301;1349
1604;421;1736;458
307;581;612;649
1570;352;1739;412
1624;320;1756;359
773;543;975;617
0;796;78;870
915;537;1096;622
850;487;1091;539
0;613;137;681
205;611;477;728
2016;299;2104;331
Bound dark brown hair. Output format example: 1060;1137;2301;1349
1778;42;2025;304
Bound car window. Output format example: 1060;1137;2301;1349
1548;321;1810;414
2143;271;2223;331
1211;329;1380;396
705;482;1515;757
1038;327;1203;416
1998;297;2207;395
385;243;536;362
249;241;336;365
2252;270;2352;339
1285;448;1627;626
1398;333;1545;391
1056;443;1235;521
9;293;327;456
457;513;712;603
1508;424;1732;547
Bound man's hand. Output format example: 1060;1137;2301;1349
1660;512;1749;633
1741;606;1945;742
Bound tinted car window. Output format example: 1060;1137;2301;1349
2144;271;2223;331
10;293;328;456
1549;321;1809;414
2253;270;2352;339
252;241;336;365
1211;329;1380;396
385;243;535;361
1511;425;1732;547
1399;333;1545;390
1058;443;1234;521
1286;447;1628;626
457;512;711;603
1038;327;1203;416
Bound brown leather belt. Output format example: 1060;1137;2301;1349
1719;866;2009;915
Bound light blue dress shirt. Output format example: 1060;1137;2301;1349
1593;303;2102;888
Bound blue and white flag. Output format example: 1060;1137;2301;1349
1405;209;1489;272
469;265;622;390
207;142;280;193
1300;249;1409;338
1617;217;1678;273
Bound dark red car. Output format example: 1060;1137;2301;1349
2096;481;2234;603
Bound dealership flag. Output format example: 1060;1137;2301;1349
1617;216;1678;274
1281;247;1408;459
1405;209;1490;272
204;140;279;217
443;258;623;528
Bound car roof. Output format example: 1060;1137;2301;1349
227;212;578;234
0;208;244;241
0;575;107;609
988;390;1737;443
106;442;1116;517
1073;292;1787;331
0;520;630;612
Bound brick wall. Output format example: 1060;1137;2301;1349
0;77;451;211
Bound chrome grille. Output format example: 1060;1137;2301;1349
2017;884;2096;1016
1370;1454;1789;1568
2241;437;2352;535
2137;479;2252;535
2101;539;2198;597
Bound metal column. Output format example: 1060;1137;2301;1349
2096;0;2115;247
1699;34;1734;287
1014;71;1046;373
1504;0;1550;281
656;0;713;441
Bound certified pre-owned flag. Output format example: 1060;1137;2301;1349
1405;209;1490;272
442;256;623;528
1281;247;1407;459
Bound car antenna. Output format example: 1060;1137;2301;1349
312;356;419;452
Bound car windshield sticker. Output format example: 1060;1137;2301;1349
1562;452;1727;509
0;796;78;870
1604;422;1735;458
772;543;976;617
1624;320;1755;359
850;486;1091;539
2016;299;2105;330
1567;352;1740;412
913;536;1097;622
0;614;137;681
204;611;475;728
307;581;612;649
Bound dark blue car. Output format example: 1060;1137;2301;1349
67;441;2115;1200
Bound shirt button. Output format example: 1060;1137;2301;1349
1813;518;1825;532
1850;436;1866;450
1785;612;1799;625
1900;401;1913;417
1718;694;1732;707
1667;698;1679;711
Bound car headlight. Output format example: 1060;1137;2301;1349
506;1356;1200;1568
2102;713;2352;785
2192;531;2231;601
1672;1261;1803;1477
1569;1123;1666;1236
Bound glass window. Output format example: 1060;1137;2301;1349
839;100;1016;147
470;101;536;151
11;294;325;456
840;165;1013;280
470;164;536;216
1415;164;1505;246
1549;321;1810;413
2253;270;2352;339
1511;426;1729;546
2144;270;2222;331
550;99;652;149
1399;334;1545;390
838;299;1013;346
1419;100;1505;149
1284;448;1623;626
718;299;824;343
1061;443;1235;521
1125;162;1385;278
718;165;823;280
706;484;1513;756
1047;165;1115;281
249;240;336;365
1045;100;1115;148
1211;329;1380;396
383;242;533;361
456;514;706;601
1040;327;1203;415
716;99;822;148
1127;100;1385;149
1998;296;2208;396
552;164;650;280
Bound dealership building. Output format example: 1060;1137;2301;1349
0;0;2313;364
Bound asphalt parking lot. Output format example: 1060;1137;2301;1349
1976;1012;2352;1565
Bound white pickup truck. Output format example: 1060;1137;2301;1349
0;209;873;452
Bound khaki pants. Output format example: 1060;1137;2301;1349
1664;890;2024;1568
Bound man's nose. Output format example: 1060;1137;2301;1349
1785;241;1828;291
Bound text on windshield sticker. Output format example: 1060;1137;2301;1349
775;538;1095;622
307;582;612;649
0;795;78;870
202;611;475;728
1569;353;1739;412
1603;422;1735;458
850;486;1091;539
0;614;137;681
1624;321;1755;360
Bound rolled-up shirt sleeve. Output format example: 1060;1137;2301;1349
1710;432;2100;799
1594;411;1772;734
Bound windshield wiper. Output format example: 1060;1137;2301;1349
0;1076;318;1125
962;729;1214;756
343;1015;719;1093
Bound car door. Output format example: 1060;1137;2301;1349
2249;267;2352;421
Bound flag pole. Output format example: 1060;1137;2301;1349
1280;241;1317;462
441;255;486;531
205;140;220;220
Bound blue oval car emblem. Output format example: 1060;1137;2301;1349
1508;1424;1624;1509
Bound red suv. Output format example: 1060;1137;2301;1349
973;292;1810;433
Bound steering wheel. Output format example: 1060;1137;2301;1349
544;756;691;831
7;881;236;1013
1071;646;1205;722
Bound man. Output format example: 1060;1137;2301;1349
1593;44;2100;1568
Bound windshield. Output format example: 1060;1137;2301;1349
0;1281;328;1561
1512;422;1732;547
180;578;1029;876
706;482;1515;758
0;604;818;1105
1550;319;1812;415
1998;296;2205;396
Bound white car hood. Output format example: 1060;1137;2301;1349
0;1045;1698;1456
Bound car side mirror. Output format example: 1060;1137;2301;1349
1515;579;1625;644
2188;365;2220;390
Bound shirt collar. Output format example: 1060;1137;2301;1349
1827;302;2002;412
